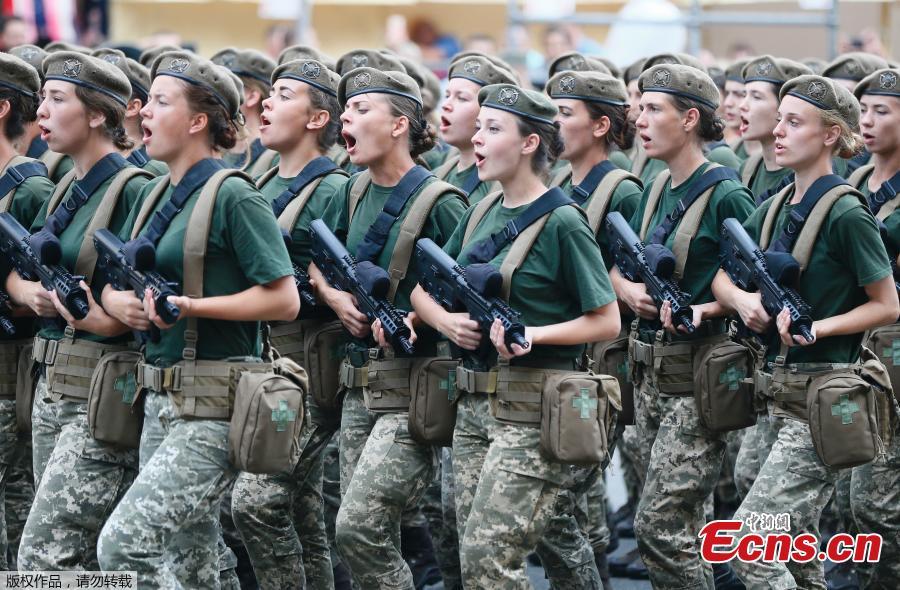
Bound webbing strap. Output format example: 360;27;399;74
44;153;129;236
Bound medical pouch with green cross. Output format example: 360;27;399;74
229;359;307;475
807;368;880;469
693;339;755;433
864;323;900;408
540;371;621;466
588;332;636;425
408;356;460;447
87;350;145;450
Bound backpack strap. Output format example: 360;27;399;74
549;163;573;189
254;166;279;190
758;183;794;251
385;180;467;302
46;169;77;217
40;150;66;179
348;170;372;224
247;149;279;179
584;169;641;235
278;170;349;235
670;175;721;280
432;151;461;181
327;144;350;168
0;156;47;212
639;170;671;240
631;144;649;177
463;190;503;246
75;167;153;282
741;152;764;187
130;175;172;239
181;169;253;361
847;163;874;190
792;186;863;271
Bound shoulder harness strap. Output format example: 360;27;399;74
130;175;172;240
463;190;503;247
584;169;640;235
741;152;764;188
348;170;372;223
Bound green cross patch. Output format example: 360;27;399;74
882;338;900;366
271;400;297;432
831;393;860;425
114;372;137;404
573;388;598;420
719;364;745;392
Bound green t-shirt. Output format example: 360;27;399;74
853;167;900;257
733;140;749;162
142;159;169;177
639;146;741;188
556;165;644;270
421;141;452;171
740;157;793;203
31;166;150;343
443;197;616;363
258;171;349;268
223;138;279;177
443;161;494;205
743;188;891;364
629;162;755;313
125;175;294;367
609;150;632;171
320;172;468;355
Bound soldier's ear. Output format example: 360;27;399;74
521;132;540;156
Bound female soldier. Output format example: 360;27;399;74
847;67;900;588
722;59;755;160
230;57;348;590
712;74;897;589
610;64;755;588
5;52;152;570
309;67;467;589
433;54;517;204
95;51;298;588
410;83;621;587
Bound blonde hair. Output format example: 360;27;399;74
819;109;863;159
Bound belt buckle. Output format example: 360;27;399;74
167;365;183;391
43;339;59;366
339;361;353;387
457;367;473;393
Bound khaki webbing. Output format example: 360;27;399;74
347;170;372;224
462;190;502;246
456;365;498;393
0;155;35;210
630;144;649;177
639;170;671;240
741;153;764;188
548;163;573;189
39;150;66;180
583;169;641;235
46;168;76;215
847;163;875;190
130;175;171;239
432;151;461;181
246;149;279;179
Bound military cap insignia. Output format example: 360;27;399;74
497;87;519;106
559;75;577;93
351;55;368;68
301;61;321;79
169;58;190;74
846;61;858;75
756;61;773;76
101;54;120;65
63;59;83;78
651;68;671;87
21;48;37;61
220;54;237;69
354;72;371;88
807;80;827;101
879;72;898;90
463;60;481;75
568;56;585;69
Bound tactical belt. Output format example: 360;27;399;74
630;320;728;395
33;329;133;402
756;362;857;403
270;318;326;359
456;366;498;394
0;339;30;399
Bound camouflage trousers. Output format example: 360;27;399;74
734;409;786;500
232;398;337;590
322;432;342;569
0;399;33;570
579;464;610;554
98;390;237;589
850;429;900;589
335;387;437;589
617;425;645;505
632;380;725;590
18;376;138;570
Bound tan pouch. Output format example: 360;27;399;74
229;356;308;474
15;341;35;434
86;350;143;449
807;368;880;468
491;365;545;425
364;357;413;412
303;320;350;412
408;357;459;446
540;371;621;465
693;339;755;432
865;324;900;407
588;334;633;425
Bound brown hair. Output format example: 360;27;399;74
180;79;241;151
308;86;341;153
584;101;635;151
515;117;565;176
820;109;863;159
671;94;725;143
0;89;38;141
385;94;437;158
74;86;134;151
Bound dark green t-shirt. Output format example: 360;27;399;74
609;150;632;171
640;145;742;188
443;161;494;205
743;187;891;364
733;140;749;162
31;167;150;343
740;157;793;203
443;197;616;364
853;167;900;258
142;158;169;177
125;175;294;366
50;154;74;184
320;172;468;355
629;162;755;312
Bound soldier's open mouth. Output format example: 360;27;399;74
474;152;485;167
342;132;357;152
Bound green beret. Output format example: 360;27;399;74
780;74;860;129
211;48;276;87
742;55;812;86
725;59;751;83
623;58;645;86
593;57;622;80
801;58;828;75
272;59;339;97
642;52;707;74
9;45;47;81
43;51;132;107
449;55;518;88
92;48;150;99
394;56;441;112
0;53;40;98
639;63;719;109
338;67;422;107
450;51;519;82
708;66;726;89
336;50;404;76
44;41;91;55
823;52;889;82
277;45;335;71
547;52;611;78
478;83;558;125
139;44;182;68
152;51;243;120
546;71;627;107
853;68;900;99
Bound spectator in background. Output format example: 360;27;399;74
409;18;460;66
385;14;422;60
503;24;544;89
543;25;575;63
563;23;604;56
728;41;755;61
0;15;33;51
841;28;888;58
264;24;295;59
464;34;497;57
